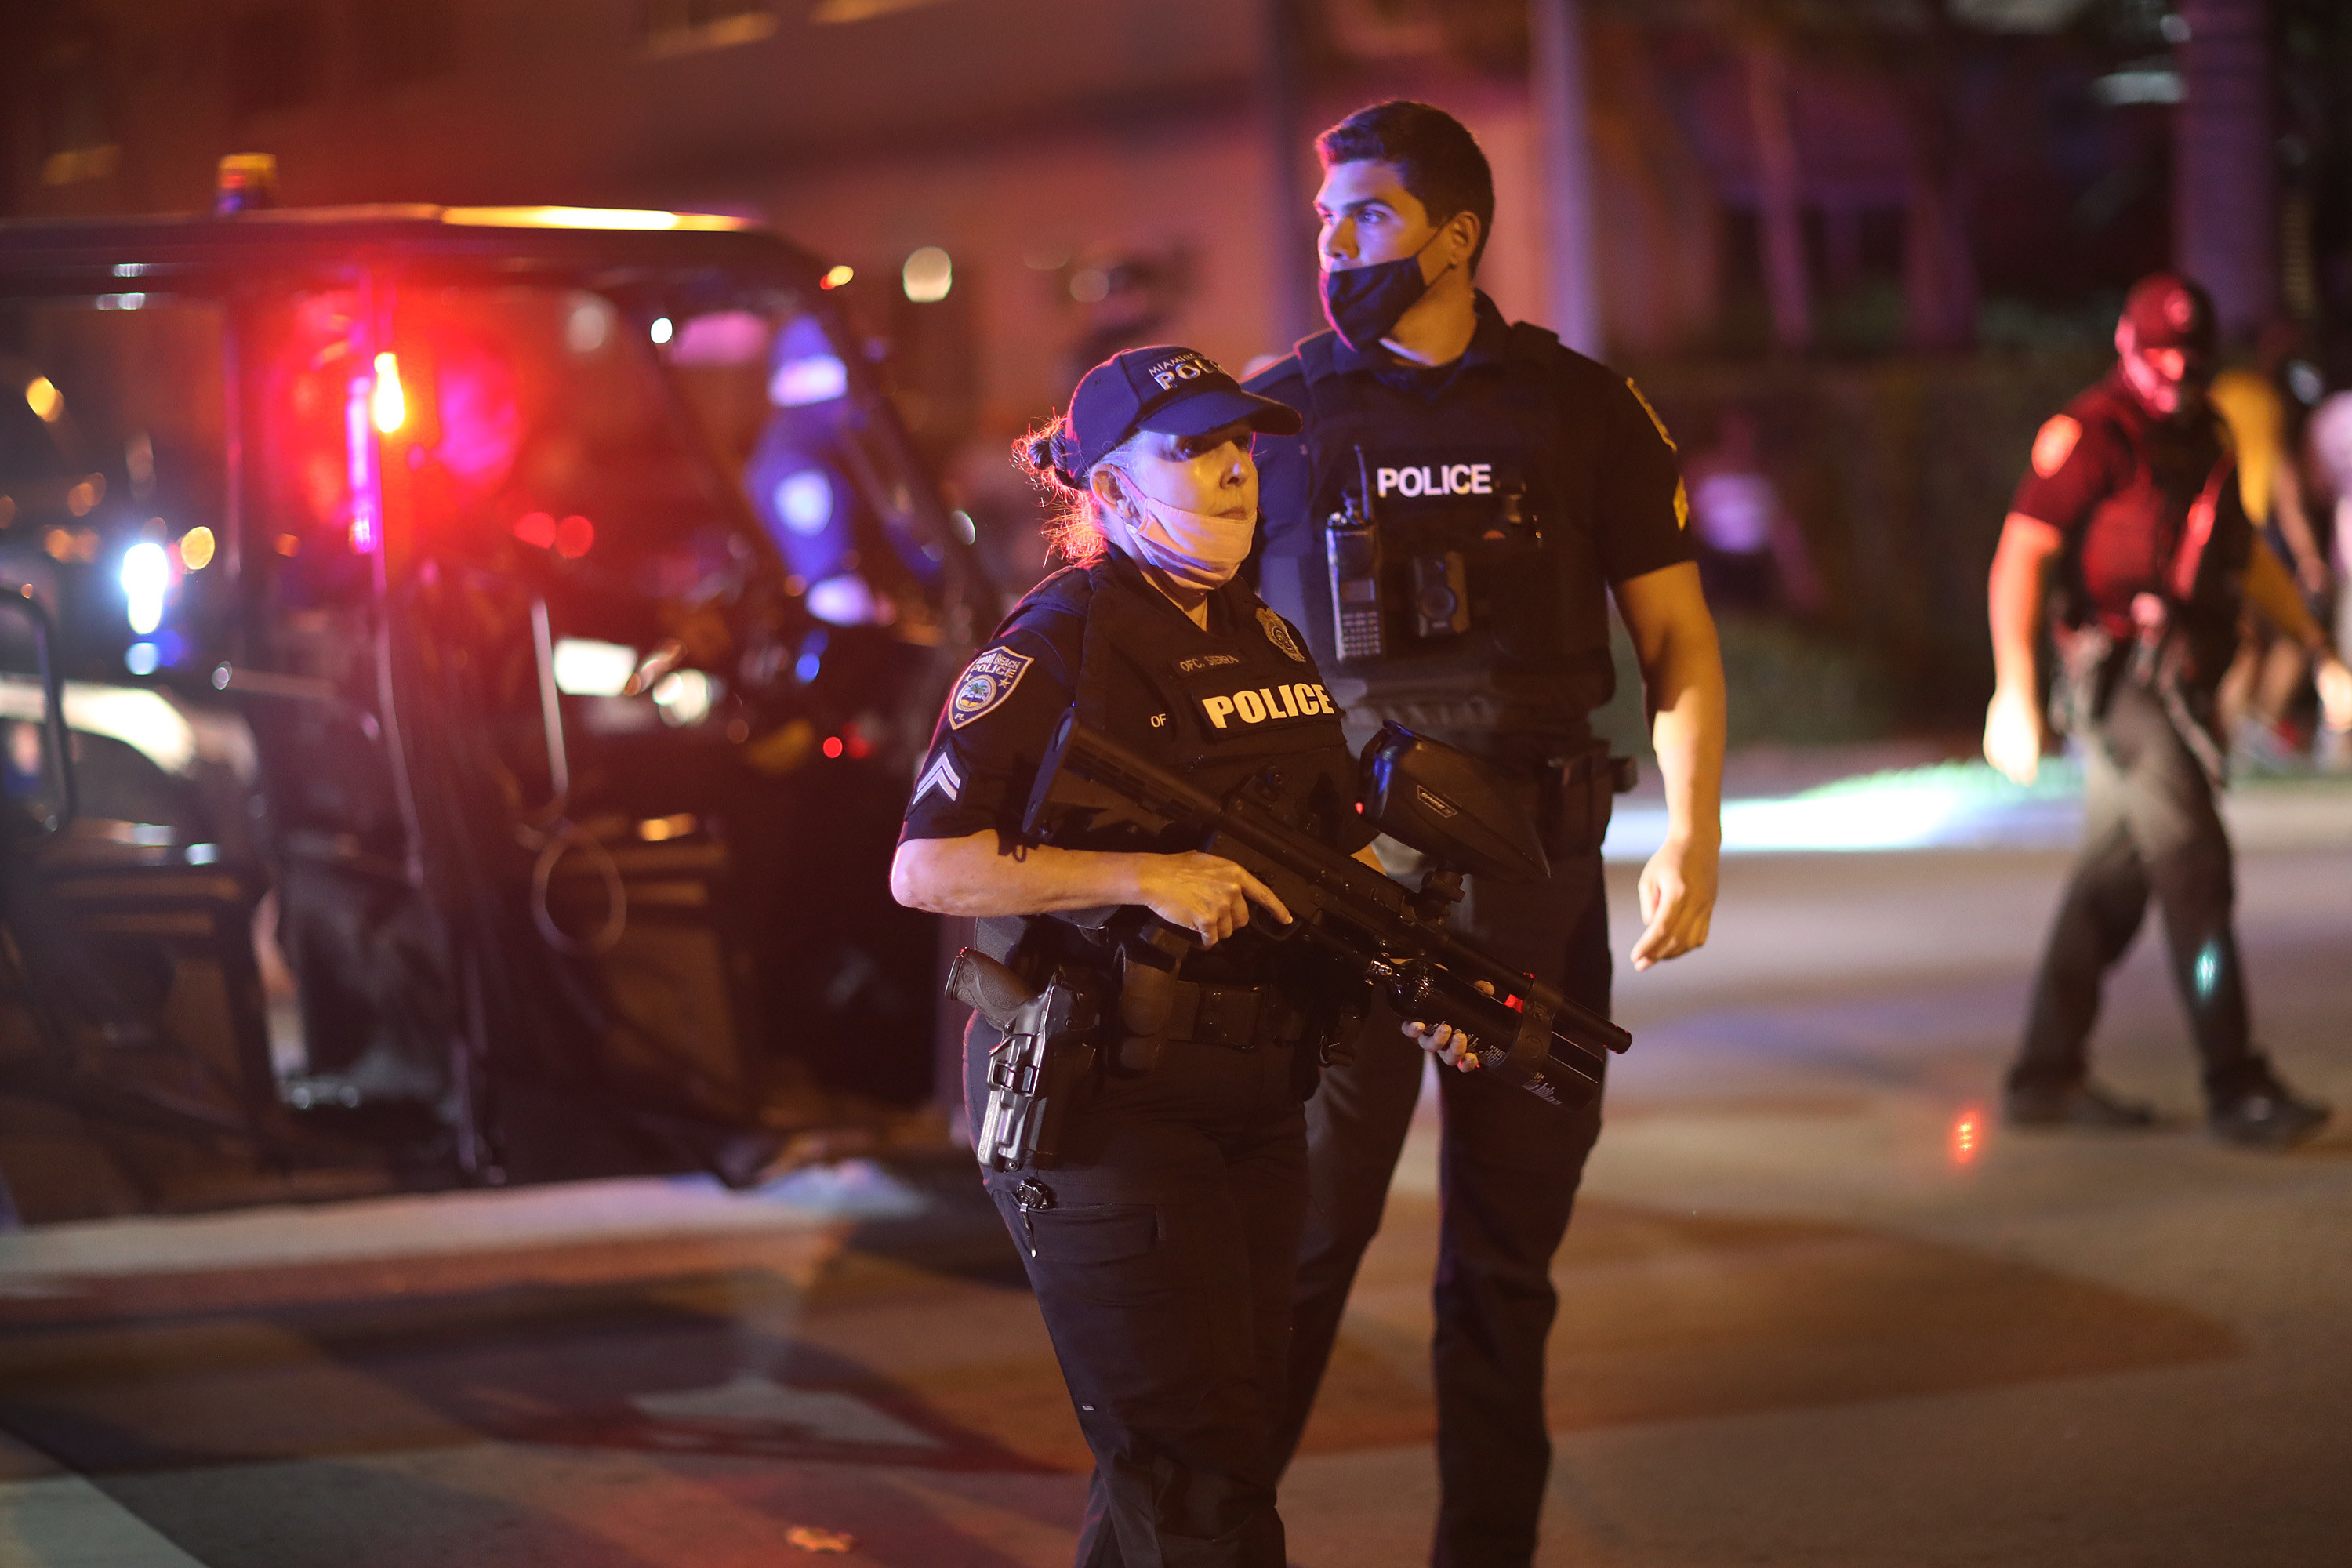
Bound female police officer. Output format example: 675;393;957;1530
890;345;1402;1568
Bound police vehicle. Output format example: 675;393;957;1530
0;175;995;1221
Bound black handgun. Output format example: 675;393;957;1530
1020;714;1631;1109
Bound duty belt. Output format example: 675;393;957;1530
1160;979;1305;1052
1551;745;1635;792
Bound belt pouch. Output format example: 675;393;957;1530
1115;946;1178;1074
1542;742;1618;858
2049;625;2122;738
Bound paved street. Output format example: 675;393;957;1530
2;779;2348;1567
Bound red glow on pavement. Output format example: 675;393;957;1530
554;514;595;558
1949;1107;1985;1167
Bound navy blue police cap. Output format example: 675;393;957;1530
1062;345;1301;478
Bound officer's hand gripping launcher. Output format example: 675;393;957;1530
1020;713;1632;1108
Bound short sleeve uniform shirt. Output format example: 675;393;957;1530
2013;372;2251;636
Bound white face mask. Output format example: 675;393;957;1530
1107;473;1254;592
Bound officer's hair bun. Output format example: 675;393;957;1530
1012;413;1109;566
1018;426;1073;488
1013;416;1083;492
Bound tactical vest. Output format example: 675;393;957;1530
978;553;1359;985
1258;326;1610;739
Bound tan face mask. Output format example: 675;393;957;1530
1108;470;1254;592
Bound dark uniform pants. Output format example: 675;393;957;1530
1274;845;1610;1568
968;1025;1309;1568
2013;680;2261;1098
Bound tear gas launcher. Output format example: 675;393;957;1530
1017;712;1631;1109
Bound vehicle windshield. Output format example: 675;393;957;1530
662;300;949;632
0;297;227;682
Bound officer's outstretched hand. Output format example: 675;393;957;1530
1983;684;2045;786
1134;852;1292;948
1632;837;1717;971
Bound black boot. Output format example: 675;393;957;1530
2209;1075;2331;1149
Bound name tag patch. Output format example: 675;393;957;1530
1175;653;1243;674
948;646;1033;730
1197;682;1337;730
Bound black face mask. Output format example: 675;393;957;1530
1319;233;1449;353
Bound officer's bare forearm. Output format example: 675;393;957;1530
1614;564;1725;848
889;831;1156;917
1646;644;1725;851
1651;677;1724;852
2245;539;2332;653
1988;513;2063;695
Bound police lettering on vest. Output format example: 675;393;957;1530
1375;462;1494;499
1196;681;1338;731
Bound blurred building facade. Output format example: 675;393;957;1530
9;3;2281;411
6;0;2347;722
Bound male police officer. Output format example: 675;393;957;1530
1246;101;1726;1566
1985;273;2352;1147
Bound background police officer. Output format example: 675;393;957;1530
892;346;1413;1568
1244;101;1727;1567
1985;274;2352;1147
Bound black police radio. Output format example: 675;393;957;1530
1326;448;1388;659
1324;443;1530;664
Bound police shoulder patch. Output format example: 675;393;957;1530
2031;415;2082;479
1258;606;1308;662
947;646;1034;730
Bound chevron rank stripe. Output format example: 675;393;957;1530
915;750;964;804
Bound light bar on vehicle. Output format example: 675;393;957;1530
440;206;750;233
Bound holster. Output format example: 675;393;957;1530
2051;614;2228;786
1539;742;1631;859
950;949;1105;1172
2049;622;2122;739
